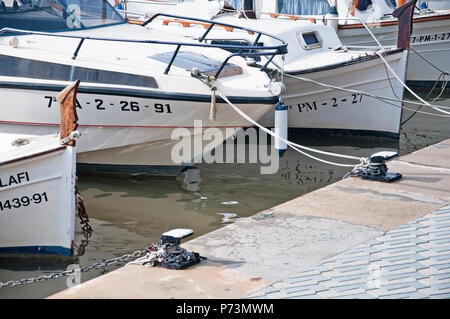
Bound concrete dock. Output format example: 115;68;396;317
50;139;450;299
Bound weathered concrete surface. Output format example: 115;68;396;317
399;140;450;169
184;214;381;282
55;261;271;299
50;139;450;299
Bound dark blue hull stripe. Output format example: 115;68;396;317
77;163;190;176
406;80;450;90
0;81;278;105
264;127;400;139
0;246;72;256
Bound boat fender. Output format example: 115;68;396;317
274;100;288;157
114;0;123;10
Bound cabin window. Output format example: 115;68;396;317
149;51;243;78
298;31;322;50
0;54;158;88
0;0;125;32
209;39;263;62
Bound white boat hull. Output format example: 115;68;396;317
259;50;407;137
337;12;450;86
0;79;274;171
0;136;76;256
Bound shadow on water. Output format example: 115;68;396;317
1;91;449;299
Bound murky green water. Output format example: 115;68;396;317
1;92;449;299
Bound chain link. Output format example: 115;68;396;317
0;246;151;289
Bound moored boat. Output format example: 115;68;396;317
254;0;450;89
0;81;80;256
122;0;416;137
0;0;285;174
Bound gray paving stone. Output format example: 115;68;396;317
339;255;381;265
247;206;450;300
285;274;329;285
424;230;450;237
396;223;429;231
430;216;450;223
382;281;427;291
379;292;428;299
431;254;450;262
340;246;378;256
247;295;271;299
434;282;450;291
262;286;279;294
334;264;370;273
388;230;425;238
382;262;427;272
432;273;450;281
382;238;428;246
429;292;450;299
286;294;323;299
432;209;450;215
332;292;377;299
434;238;450;245
333;273;370;283
430;223;450;230
330;282;371;293
366;239;383;247
297;266;331;275
432;263;450;271
383;254;428;263
384;272;428;282
382;246;428;254
432;246;450;253
284;284;328;294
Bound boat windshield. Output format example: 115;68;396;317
0;0;125;32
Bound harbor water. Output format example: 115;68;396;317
1;92;449;299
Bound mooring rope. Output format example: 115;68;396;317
213;86;363;168
375;51;450;116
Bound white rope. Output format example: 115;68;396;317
375;51;450;116
215;88;363;168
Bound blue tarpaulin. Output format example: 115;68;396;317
278;0;331;15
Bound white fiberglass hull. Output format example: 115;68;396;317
259;50;407;137
0;79;274;170
337;12;450;86
0;134;76;256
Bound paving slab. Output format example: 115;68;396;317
49;139;450;299
252;205;450;299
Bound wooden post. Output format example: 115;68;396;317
57;80;80;146
393;0;418;50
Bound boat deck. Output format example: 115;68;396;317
0;133;63;166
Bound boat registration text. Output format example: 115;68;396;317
289;93;364;113
0;192;48;212
45;96;173;114
412;32;450;44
